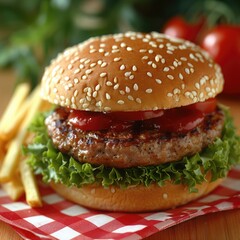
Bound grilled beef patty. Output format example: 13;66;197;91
45;108;225;168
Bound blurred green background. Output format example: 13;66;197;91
0;0;239;88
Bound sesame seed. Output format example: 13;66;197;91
167;93;173;97
112;49;119;53
68;64;73;70
113;84;119;90
74;90;78;97
89;49;96;53
105;93;111;100
97;60;103;65
112;45;118;49
159;44;164;48
83;103;89;108
104;107;111;111
99;48;104;53
119;90;125;95
81;75;87;80
142;56;148;60
200;78;206;85
95;84;100;91
117;100;124;105
133;83;138;91
96;101;102;107
192;91;197;96
101;62;107;67
147;72;153;77
120;42;126;47
92;91;97;98
173;61;178;67
125;86;130;93
148;61;153;65
155;55;160;62
90;63;97;67
167;50;173;54
80;58;86;63
161;58;166;64
146;88;153;93
114;57;121;62
125;72;132;77
120;64;126;70
152;63;157;68
127;47;133;51
65;76;70;81
155;79;162;84
136;98;142;103
100;72;107;77
180;57;187;61
74;69;80;74
128;95;134;101
85;69;92;75
114;77;118;83
129;75;134;80
185;68;190;74
167;75;174;80
139;49;147;53
79;64;84;69
106;81;113;86
84;59;90;64
178;73;183;80
132;65;137;71
163;67;169;72
173;88;180;94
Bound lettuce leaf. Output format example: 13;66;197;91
24;108;240;192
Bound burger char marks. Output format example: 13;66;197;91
45;108;225;168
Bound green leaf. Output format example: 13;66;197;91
25;108;240;191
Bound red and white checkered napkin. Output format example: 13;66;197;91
1;166;240;240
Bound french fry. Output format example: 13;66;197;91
1;175;24;201
0;97;31;141
20;159;42;207
0;83;30;137
0;139;5;162
0;86;42;182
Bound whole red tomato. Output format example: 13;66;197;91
163;16;204;43
201;25;240;94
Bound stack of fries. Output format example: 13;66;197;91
0;83;49;207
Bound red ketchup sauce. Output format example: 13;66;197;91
67;98;217;133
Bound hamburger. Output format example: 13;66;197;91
26;32;240;212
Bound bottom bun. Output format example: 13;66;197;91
50;177;223;212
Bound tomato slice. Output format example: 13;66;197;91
146;108;204;133
67;98;216;132
185;98;216;114
107;110;164;122
68;111;112;131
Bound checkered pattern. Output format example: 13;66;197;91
1;166;240;240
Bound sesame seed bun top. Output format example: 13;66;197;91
41;32;224;112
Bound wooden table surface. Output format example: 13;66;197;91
0;69;240;240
